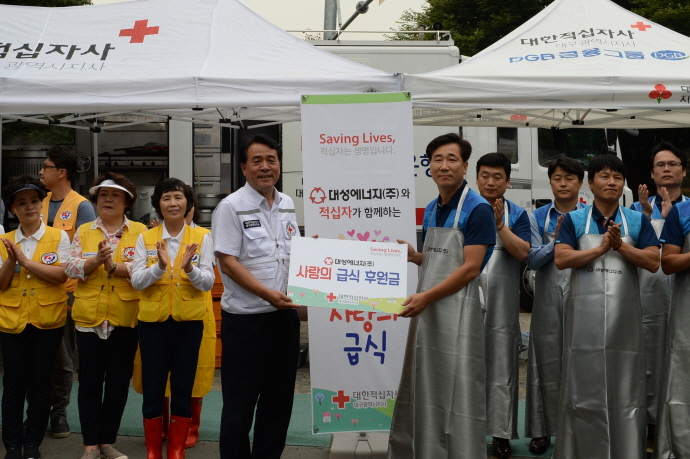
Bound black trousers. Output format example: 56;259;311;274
138;318;203;419
51;293;75;424
219;309;300;459
76;326;139;446
0;324;64;449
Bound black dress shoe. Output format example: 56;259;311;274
528;436;551;454
22;444;40;459
493;437;512;459
50;418;70;439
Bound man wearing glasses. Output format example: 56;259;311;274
39;146;96;439
631;141;688;456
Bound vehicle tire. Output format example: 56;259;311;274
519;261;534;313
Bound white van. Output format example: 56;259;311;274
281;37;633;310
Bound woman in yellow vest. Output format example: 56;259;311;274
64;172;146;459
132;190;217;449
131;178;214;459
0;175;70;459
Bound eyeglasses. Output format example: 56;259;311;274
653;161;683;169
40;164;59;171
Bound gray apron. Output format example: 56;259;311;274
639;218;672;426
525;207;570;438
388;187;486;459
480;205;520;439
554;208;646;459
653;234;690;459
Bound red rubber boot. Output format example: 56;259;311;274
167;415;192;459
143;417;163;459
185;397;203;448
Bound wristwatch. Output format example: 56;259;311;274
107;262;118;275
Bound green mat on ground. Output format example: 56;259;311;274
58;388;331;448
44;384;553;456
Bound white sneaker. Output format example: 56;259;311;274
80;450;101;459
99;445;127;459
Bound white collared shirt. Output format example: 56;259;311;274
130;222;215;292
212;182;300;314
0;221;70;267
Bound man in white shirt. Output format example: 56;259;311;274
212;135;300;459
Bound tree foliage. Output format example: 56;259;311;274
0;0;91;6
630;0;690;36
395;0;690;56
392;0;690;198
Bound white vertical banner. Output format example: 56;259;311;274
300;92;415;434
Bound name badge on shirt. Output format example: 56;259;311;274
14;263;20;273
243;220;261;229
83;252;97;258
146;249;159;264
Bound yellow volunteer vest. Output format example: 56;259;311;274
138;224;207;323
0;227;68;333
190;225;216;396
42;190;89;293
72;221;147;328
132;225;217;397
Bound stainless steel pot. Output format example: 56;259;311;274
198;209;213;227
196;194;226;209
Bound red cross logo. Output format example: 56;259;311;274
332;390;350;409
631;21;651;32
119;20;160;43
326;292;337;303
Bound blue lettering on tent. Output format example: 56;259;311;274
509;48;648;63
651;50;688;60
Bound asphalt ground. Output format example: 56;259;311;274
2;318;534;459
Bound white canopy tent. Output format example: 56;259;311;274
0;0;401;130
404;0;690;129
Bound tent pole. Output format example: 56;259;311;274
92;121;99;179
0;116;3;219
169;120;193;185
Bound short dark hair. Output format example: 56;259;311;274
46;145;79;181
588;154;627;182
2;174;47;210
184;184;201;223
240;134;282;165
150;178;194;220
650;141;687;169
426;133;472;162
547;156;585;181
476;152;512;179
88;171;138;211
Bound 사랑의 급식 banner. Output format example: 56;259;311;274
287;238;407;314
